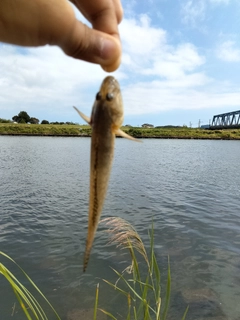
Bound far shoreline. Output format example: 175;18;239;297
1;123;240;140
0;133;240;140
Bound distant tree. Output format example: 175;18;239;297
12;115;19;122
65;121;75;125
156;125;181;128
141;123;154;128
41;120;49;124
19;118;26;124
0;118;12;123
12;111;31;123
29;117;39;124
18;111;30;123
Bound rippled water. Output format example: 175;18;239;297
1;136;240;319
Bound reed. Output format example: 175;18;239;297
95;217;188;320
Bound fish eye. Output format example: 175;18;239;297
96;92;101;100
106;93;114;101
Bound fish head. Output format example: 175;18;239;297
96;76;124;129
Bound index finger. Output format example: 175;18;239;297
71;0;123;40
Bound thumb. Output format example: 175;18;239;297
60;20;121;72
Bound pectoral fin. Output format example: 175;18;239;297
73;106;91;125
115;129;141;142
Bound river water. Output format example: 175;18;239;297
0;136;240;319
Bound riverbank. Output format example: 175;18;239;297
1;123;240;139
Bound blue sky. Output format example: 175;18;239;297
1;0;240;127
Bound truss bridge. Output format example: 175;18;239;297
210;110;240;129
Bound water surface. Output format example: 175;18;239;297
1;136;240;319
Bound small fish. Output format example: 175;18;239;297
74;76;138;272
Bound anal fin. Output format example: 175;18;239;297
115;129;141;142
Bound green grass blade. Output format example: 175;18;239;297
1;265;40;318
93;283;99;320
13;288;32;320
103;279;130;298
20;287;47;319
181;305;189;320
149;224;154;275
133;306;137;320
1;263;46;319
136;275;151;319
162;257;171;320
156;297;161;320
98;309;118;320
127;293;131;320
143;299;152;320
152;253;161;298
0;252;60;319
128;244;142;285
111;268;156;314
111;268;143;300
128;278;153;291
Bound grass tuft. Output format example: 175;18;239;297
1;219;188;320
0;252;60;319
95;217;185;320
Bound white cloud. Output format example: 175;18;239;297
122;80;240;116
0;13;239;124
142;43;205;80
209;0;230;4
181;0;206;25
216;41;240;62
0;45;104;99
120;15;166;56
181;0;231;26
118;15;239;117
121;0;137;17
120;16;206;84
0;44;125;120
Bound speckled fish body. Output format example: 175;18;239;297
74;76;137;272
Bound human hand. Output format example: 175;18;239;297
0;0;123;72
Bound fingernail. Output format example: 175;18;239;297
101;57;121;72
100;38;121;72
100;38;117;60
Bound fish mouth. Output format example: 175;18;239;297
99;76;120;98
